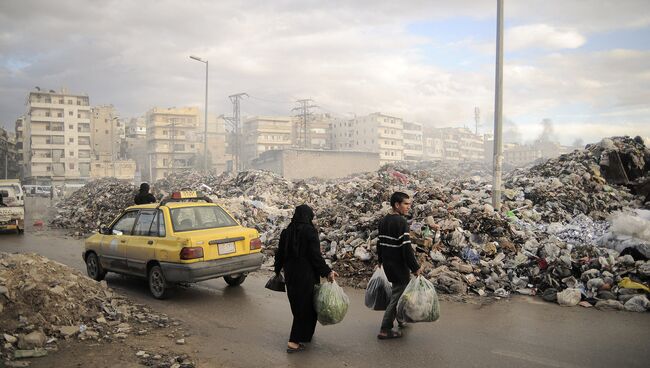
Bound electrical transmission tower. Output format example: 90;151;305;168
291;99;318;148
228;93;248;171
474;107;481;135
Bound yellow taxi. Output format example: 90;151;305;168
83;191;263;299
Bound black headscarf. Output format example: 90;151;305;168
284;204;315;257
139;183;150;193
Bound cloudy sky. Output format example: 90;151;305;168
1;0;649;145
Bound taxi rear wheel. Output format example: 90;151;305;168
86;252;106;281
148;265;171;299
224;274;247;287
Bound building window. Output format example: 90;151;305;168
69;138;74;143
105;130;109;134
67;99;73;104
69;124;73;129
69;151;74;157
77;113;81;118
57;112;63;117
174;144;185;151
163;130;168;135
69;163;75;169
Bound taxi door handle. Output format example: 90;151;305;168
147;240;154;245
120;239;126;243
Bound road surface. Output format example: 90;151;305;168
1;231;649;368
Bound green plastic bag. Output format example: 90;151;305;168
314;281;349;325
397;276;440;323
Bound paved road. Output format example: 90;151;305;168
2;232;650;368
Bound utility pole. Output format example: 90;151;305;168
228;93;248;172
292;99;318;148
474;107;480;135
492;0;504;210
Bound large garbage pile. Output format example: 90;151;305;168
0;252;185;364
50;178;137;235
49;137;650;310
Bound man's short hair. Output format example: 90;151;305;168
390;192;410;208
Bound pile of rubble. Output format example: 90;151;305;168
50;178;137;235
48;136;650;310
0;252;186;364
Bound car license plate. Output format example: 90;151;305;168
218;242;236;255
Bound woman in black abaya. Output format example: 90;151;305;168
274;204;338;353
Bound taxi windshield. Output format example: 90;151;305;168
170;206;238;232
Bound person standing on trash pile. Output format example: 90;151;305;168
377;191;423;339
274;204;338;353
134;183;156;205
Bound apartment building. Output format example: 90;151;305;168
23;89;92;184
293;113;333;150
403;121;424;161
90;105;120;161
195;115;228;174
0;128;19;179
424;127;485;162
146;107;199;181
14;116;25;179
423;135;444;161
330;118;354;150
241;116;293;168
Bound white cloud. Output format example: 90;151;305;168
506;24;586;51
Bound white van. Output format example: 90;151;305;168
0;179;25;233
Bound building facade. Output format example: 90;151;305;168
23;89;92;184
331;112;404;165
146;107;199;181
241;116;293;168
14;116;25;179
402;121;423;161
0;128;19;179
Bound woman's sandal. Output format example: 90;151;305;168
286;343;306;353
377;330;402;339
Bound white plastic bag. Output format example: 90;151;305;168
397;276;440;323
314;281;350;325
365;266;392;310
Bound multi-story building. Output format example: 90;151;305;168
195;115;228;174
146;107;199;181
330;112;405;164
330;118;354;150
241;116;293;168
122;116;148;181
90;105;120;161
423;135;444;161
354;113;405;164
293;113;333;150
14;116;25;179
0;128;19;179
424;127;484;162
402;121;423;161
23;88;92;184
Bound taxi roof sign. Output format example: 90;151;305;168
160;190;212;205
171;191;202;199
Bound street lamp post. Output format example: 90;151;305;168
190;55;209;172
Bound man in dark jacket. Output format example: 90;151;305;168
134;183;156;205
377;191;421;339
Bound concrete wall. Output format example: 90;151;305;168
252;149;379;180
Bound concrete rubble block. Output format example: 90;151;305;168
17;331;46;349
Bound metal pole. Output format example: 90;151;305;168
111;117;115;177
204;60;208;172
492;0;504;210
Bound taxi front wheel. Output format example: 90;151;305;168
224;274;247;287
148;265;172;299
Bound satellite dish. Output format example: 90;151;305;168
35;86;41;91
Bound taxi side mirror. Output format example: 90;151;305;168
100;226;110;235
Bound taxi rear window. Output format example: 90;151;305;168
170;206;237;232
